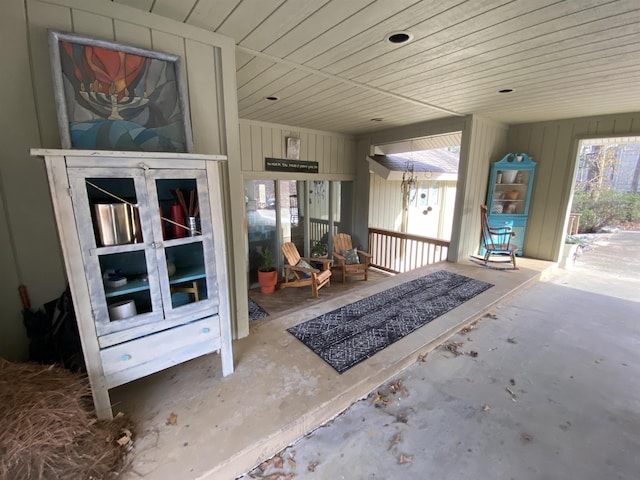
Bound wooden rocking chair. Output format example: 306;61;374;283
332;233;372;283
477;204;518;269
281;242;332;298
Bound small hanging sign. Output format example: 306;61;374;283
265;157;319;173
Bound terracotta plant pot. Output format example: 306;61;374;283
504;190;519;200
258;269;277;294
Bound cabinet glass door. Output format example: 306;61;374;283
68;169;162;339
491;169;531;215
147;170;218;318
67;167;218;344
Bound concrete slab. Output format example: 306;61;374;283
238;231;640;480
113;258;553;479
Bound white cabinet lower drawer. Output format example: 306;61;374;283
101;316;221;388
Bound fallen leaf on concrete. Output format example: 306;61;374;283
166;412;178;425
396;410;409;424
444;342;464;356
460;320;479;335
418;352;428;362
521;433;533;443
509;378;516;386
388;432;403;450
388;379;403;394
482;404;491;412
506;387;517;402
484;312;498;319
398;454;413;464
307;462;318;472
273;455;284;469
467;350;478;358
287;458;296;470
371;392;383;404
507;337;517;344
489;347;498;351
288;451;296;460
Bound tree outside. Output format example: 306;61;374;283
571;140;640;232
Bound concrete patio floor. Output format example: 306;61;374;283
112;256;555;479
237;231;640;480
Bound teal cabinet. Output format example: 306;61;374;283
485;153;536;256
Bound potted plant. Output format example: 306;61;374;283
257;247;277;293
560;235;585;270
311;241;328;258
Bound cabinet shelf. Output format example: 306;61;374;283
170;265;206;284
105;277;150;298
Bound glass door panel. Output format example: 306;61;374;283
309;180;330;255
280;180;303;254
165;242;208;308
99;250;152;321
151;173;215;317
68;170;161;336
245;180;277;285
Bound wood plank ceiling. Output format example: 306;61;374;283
112;0;640;135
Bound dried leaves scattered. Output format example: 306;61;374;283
249;452;298;479
442;342;478;358
0;358;134;480
371;379;410;408
459;320;479;335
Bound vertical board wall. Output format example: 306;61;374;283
0;0;244;359
508;112;640;261
239;119;356;177
450;116;509;261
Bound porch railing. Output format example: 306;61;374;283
368;227;449;274
309;218;340;244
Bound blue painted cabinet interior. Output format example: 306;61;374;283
484;153;536;256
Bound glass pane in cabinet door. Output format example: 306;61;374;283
165;242;208;308
155;178;200;240
85;177;143;247
99;250;151;321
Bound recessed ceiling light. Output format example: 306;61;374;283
265;95;280;101
371;118;383;122
498;89;514;93
385;31;413;44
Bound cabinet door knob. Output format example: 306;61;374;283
202;327;210;334
121;354;132;361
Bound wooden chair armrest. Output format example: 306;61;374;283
332;252;346;264
286;264;320;274
357;250;372;258
304;257;332;269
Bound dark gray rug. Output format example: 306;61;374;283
287;270;492;373
248;298;269;321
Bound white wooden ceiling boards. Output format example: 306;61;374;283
109;0;640;135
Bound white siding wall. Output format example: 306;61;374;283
0;0;244;359
239;119;356;178
450;116;509;261
508;112;640;261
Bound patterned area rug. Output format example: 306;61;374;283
248;298;269;321
287;270;492;373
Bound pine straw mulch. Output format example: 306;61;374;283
0;358;134;480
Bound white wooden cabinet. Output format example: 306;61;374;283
32;149;233;419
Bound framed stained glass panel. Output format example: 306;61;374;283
48;31;193;152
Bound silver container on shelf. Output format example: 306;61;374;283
94;203;140;246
